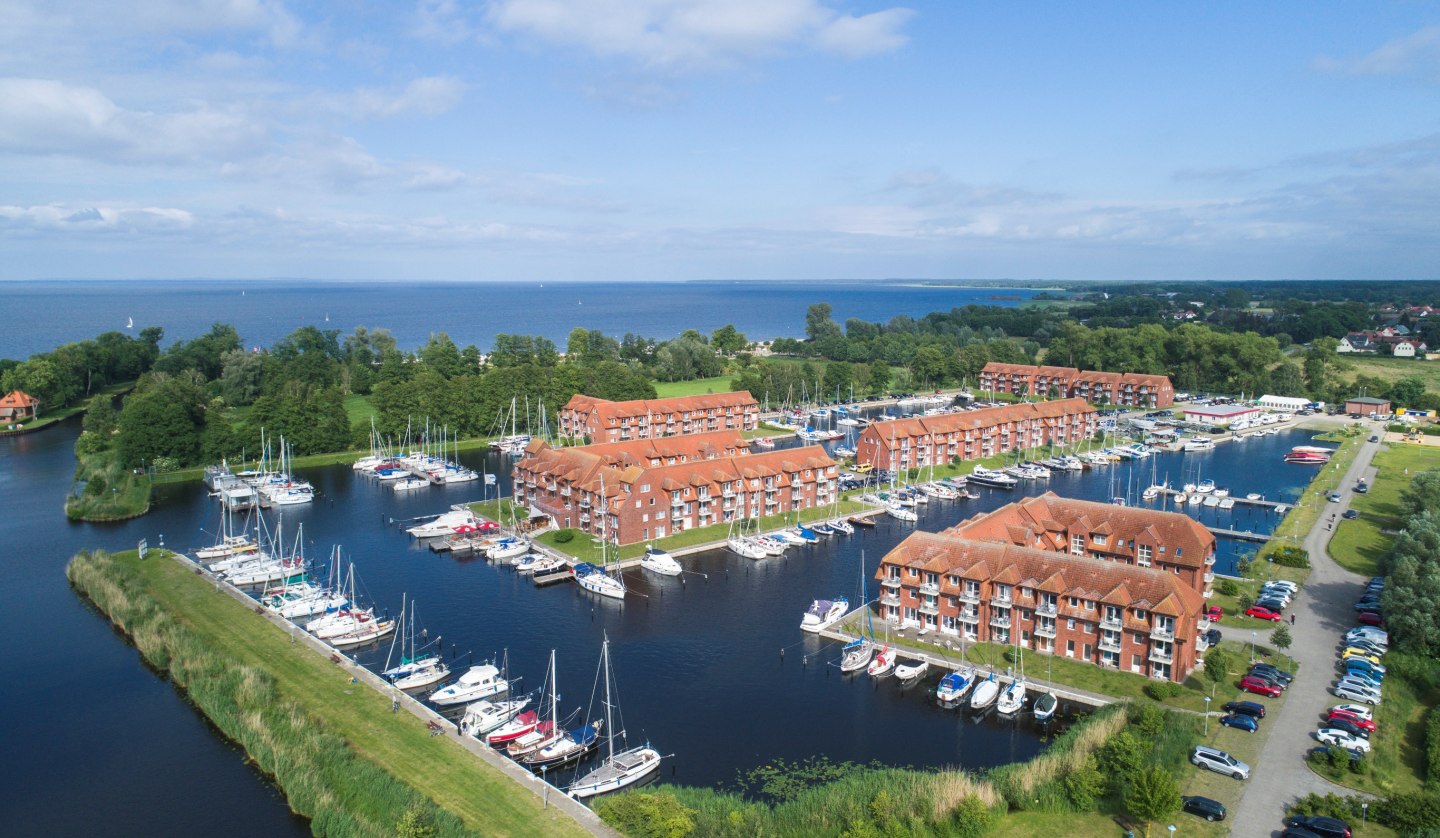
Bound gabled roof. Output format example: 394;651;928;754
0;390;38;408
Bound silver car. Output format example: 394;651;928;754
1190;745;1250;780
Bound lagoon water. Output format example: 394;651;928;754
0;412;1325;832
0;280;1037;360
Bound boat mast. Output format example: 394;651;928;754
602;635;615;762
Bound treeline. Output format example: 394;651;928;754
0;328;161;411
1381;470;1440;657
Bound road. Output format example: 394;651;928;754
1230;431;1382;836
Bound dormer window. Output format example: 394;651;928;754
1092;534;1107;546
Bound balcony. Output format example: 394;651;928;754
1034;623;1056;638
671;497;683;507
881;577;902;590
919;602;939;616
1101;614;1123;629
1151;625;1175;641
959;611;980;624
559;486;572;497
1204;572;1215;584
880;593;900;607
1149;648;1174;665
1037;602;1058;617
991;596;1013;608
1099;637;1122;653
579;513;590;523
989;615;1011;629
1197;617;1212;633
1204;554;1216;566
578;497;590;507
919;582;940;596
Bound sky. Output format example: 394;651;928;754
1;1;1438;282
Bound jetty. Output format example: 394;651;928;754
1207;527;1272;543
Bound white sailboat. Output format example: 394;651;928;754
969;672;999;709
576;476;627;599
568;635;663;799
381;595;449;691
507;652;562;758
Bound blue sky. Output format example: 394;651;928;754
2;1;1438;281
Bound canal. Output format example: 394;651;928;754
0;419;1326;831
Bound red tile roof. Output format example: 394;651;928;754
0;390;38;409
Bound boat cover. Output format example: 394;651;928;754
567;724;599;745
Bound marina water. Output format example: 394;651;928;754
0;413;1323;831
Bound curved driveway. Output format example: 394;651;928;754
1229;431;1382;835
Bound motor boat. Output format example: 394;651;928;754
800;597;849;633
895;659;929;681
407;510;480;538
459;698;530;740
969;673;999;709
1032;691;1058;721
485;708;541;746
427;664;508;706
936;666;977;703
885;504;917;522
639;546;682;576
867;645;896;677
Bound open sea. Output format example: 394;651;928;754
0;280;1039;359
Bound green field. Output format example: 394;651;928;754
651;376;736;398
344;393;379;425
1331;442;1440;575
1339;355;1440;393
69;549;587;837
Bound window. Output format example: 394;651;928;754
642;528;649;539
1093;533;1107;546
639;484;650;493
1066;640;1076;657
1132;608;1146;621
642;514;649;522
1138;544;1153;563
908;567;919;578
1083;622;1094;634
1067;619;1076;630
1071;535;1084;555
634;500;641;509
657;511;666;519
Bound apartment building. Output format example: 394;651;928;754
875;531;1206;682
855;399;1098;472
559;391;760;442
978;363;1174;408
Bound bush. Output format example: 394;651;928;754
594;792;697;838
551;529;576;544
1427;705;1440;792
1377;792;1440;832
1204;648;1233;684
1063;755;1106;809
1271;545;1311;568
950;796;992;838
1216;579;1239;597
1290;792;1369;823
1143;681;1182;702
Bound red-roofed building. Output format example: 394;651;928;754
876;530;1206;682
559;391;760;442
0;390;39;424
855;399;1098;471
513;431;836;544
944;492;1217;599
978;362;1174;408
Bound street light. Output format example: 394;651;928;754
1204;696;1211;736
1362;802;1368;827
1251;630;1257;663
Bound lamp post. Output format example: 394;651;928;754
1204;696;1211;736
1362;802;1368;827
1251;630;1257;663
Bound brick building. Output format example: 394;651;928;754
1344;396;1391;416
855;399;1099;472
514;431;836;544
977;363;1174;408
875;531;1207;682
944;492;1217;599
558;392;760;442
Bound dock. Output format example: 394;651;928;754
1207;528;1272;543
1155;488;1287;510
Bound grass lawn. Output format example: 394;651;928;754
651;376;735;398
989;810;1145;838
65;448;152;520
344;393;378;426
115;550;587;837
1262;433;1365;559
1338;355;1440;392
1331;442;1440;575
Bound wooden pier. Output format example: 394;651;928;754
1207;527;1272;543
1155;487;1287;510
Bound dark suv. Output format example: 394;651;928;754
1222;700;1266;719
1285;814;1352;838
1181;795;1226;822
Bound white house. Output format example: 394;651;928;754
1394;341;1417;358
1257;395;1309;412
1183;404;1261;427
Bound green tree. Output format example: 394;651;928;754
1389;376;1427;409
1064;754;1107;809
711;324;748;354
1269;361;1306;397
594;792;697;838
823;361;853;398
219;348;265;406
1097;729;1145;787
419;332;466;378
83;394;118;439
910;345;950;387
951;795;993;838
1272;624;1292;654
1400;471;1440;519
116;379;206;467
1382;550;1440;656
1204;647;1233;684
1124;765;1181;837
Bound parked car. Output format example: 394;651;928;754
1219;713;1259;733
1246;605;1284;622
1340;670;1383;691
1358;611;1385;627
1256;598;1290;613
1369;435;1380;442
1250;661;1294;680
1190;745;1250;779
1330;703;1374;721
1205;605;1223;622
1342;656;1385;676
1346;627;1387;645
1286;814;1353;838
1240;676;1282;698
1309;745;1365;767
1315;728;1371;753
1345;638;1386;656
1181;795;1226;822
1354;484;1368;494
1224;700;1266;719
1332;681;1381;705
1204;628;1223;646
1325;718;1371;739
1264;580;1298;594
1328;492;1342;503
1342;509;1359;519
1327;711;1376;732
1341;648;1382;665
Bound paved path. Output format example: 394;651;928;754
1230;432;1382;836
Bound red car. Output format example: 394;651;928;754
1245;605;1283;622
1328;711;1377;732
1240;676;1282;698
1205;605;1223;623
1358;611;1384;627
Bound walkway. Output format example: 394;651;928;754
1229;432;1382;836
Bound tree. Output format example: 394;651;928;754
1388;376;1426;409
950;795;993;838
1097;729;1145;787
593;792;697;838
1269;361;1306;397
710;324;748;354
1382;552;1440;656
910;346;950;387
823;361;852;398
1204;647;1233;684
1272;624;1292;654
116;379;206;467
1399;471;1440;519
1124;765;1181;837
395;806;438;838
1064;755;1107;809
419;332;466;378
219;349;265;406
82;394;117;439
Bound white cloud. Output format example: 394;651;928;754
484;0;913;69
0;77;266;163
1314;25;1440;80
349;75;466;118
0;203;194;232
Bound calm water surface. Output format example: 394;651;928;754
0;415;1325;832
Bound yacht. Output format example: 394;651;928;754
1182;437;1215;452
639;546;682;576
427;664;508;707
407;510;480;539
936;666;977;703
800;597;849;633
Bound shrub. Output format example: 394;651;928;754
1377;792;1440;832
950;796;992;838
1290;792;1368;822
1271;545;1311;568
1063;755;1106;809
1143;681;1182;702
595;792;697;838
1131;701;1167;736
551;528;576;544
1426;705;1440;792
1237;593;1254;612
1204;648;1233;684
1124;765;1181;832
1216;579;1239;597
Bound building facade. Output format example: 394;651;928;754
944;492;1218;599
855;399;1099;472
1256;395;1309;412
1182;404;1261;427
0;390;39;424
1345;397;1392;416
559;392;760;442
875;531;1206;682
978;363;1174;408
514;432;836;544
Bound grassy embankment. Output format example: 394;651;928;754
2;380;133;433
469;497;870;564
1338;355;1440;392
66;548;588;838
1331;443;1440;576
65;448;152;521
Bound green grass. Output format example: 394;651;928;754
1256;431;1365;566
68;548;586;837
344;393;378;426
1330;442;1440;575
651;376;736;398
65;448;152;520
4;380;134;433
1308;661;1436;798
1338;355;1440;393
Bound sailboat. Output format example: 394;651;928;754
996;630;1028;715
936;665;978;703
969;672;999;709
576;477;627;599
381;595;449;691
568;635;663;799
867;620;896;677
507;652;562;758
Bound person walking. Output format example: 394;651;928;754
1290;613;1296;626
